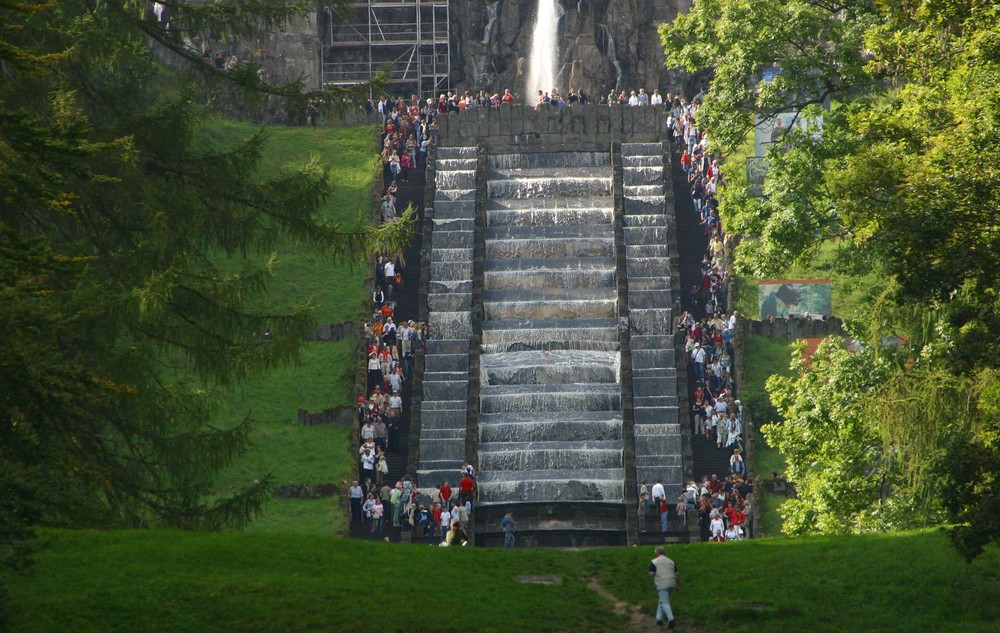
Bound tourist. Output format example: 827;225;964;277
458;471;475;508
348;480;363;523
648;546;679;628
502;511;517;548
444;521;469;546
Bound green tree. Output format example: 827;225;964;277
662;0;1000;555
0;0;407;589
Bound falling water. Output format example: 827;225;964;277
482;1;500;45
525;0;559;97
597;24;623;92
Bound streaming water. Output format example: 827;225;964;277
525;0;560;98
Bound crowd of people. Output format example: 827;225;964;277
634;94;753;542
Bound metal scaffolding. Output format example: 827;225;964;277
321;1;451;99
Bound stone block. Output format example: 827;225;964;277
427;292;472;313
633;406;680;425
634;434;682;457
419;438;467;462
631;348;676;370
419;409;468;430
424;353;470;373
628;290;674;310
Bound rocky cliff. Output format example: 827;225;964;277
450;0;697;100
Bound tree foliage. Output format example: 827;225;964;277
662;0;1000;556
0;0;403;587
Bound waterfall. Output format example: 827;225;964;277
482;2;500;45
597;24;623;92
525;0;560;98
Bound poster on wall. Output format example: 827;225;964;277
758;280;832;319
753;112;823;158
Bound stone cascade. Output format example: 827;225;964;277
621;142;683;492
475;150;627;541
416;146;477;492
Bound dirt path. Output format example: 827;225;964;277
586;577;715;633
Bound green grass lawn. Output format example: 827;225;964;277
8;529;997;633
192;122;377;533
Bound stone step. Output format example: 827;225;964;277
430;248;474;263
430;261;472;282
433;218;475;232
428;292;472;313
433;230;474;249
628;276;672;291
633;376;677;398
633;407;680;425
422;381;468;402
627;290;674;310
632;349;677;370
424;353;470;373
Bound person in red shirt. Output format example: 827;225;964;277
458;473;475;507
439;480;453;508
501;88;515;104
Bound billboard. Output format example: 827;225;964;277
753;112;823;158
758;280;832;319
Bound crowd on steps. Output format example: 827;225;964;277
351;91;755;544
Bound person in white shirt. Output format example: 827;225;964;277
384;259;395;284
650;479;666;506
389;390;402;414
650;89;663;106
628;91;639;106
709;513;725;541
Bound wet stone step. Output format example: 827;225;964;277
633;377;677;398
627;259;672;278
485;298;617;321
430;261;472;282
480;389;622;414
479;446;623;471
628;277;673;291
487;238;615;260
623;167;664;186
484;256;616;272
484;287;618;303
488;165;611;180
635;467;684;491
626;243;671;257
622;142;663;154
433;218;476;232
429;312;472;339
629;309;674;335
624;198;665;215
489;151;611;170
430;248;474;263
622;155;662;167
432;200;475;219
487;208;614;227
435;188;476;202
476;479;625;504
429;279;473;294
420;438;467;461
486;225;615;240
488;177;612;200
432;231;474;249
424;353;470;373
631;349;677;369
635;436;683;457
419;410;467;430
420;428;467;441
634;407;680;425
624;184;664;195
632;395;679;409
426;339;470;355
633;422;682;436
635;456;683;471
624;226;671;244
630;335;674;350
632;367;678;381
485;268;617;290
476;467;625;482
436;146;476;159
485;196;613;212
479;417;623;443
428;293;472;313
422;380;468;402
435;170;476;190
623;214;669;227
423;371;468;383
628;290;674;310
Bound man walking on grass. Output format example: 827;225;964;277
649;546;679;628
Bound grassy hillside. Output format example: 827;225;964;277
8;529;997;633
195;122;377;535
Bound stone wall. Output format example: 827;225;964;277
436;104;669;150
